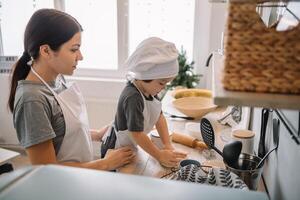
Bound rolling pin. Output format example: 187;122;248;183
171;132;207;149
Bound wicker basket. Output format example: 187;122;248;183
223;2;300;94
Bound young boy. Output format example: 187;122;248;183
101;37;186;167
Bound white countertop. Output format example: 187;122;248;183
0;148;20;165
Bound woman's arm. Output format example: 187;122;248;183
155;113;173;149
26;139;134;171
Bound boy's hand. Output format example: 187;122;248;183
163;143;174;151
158;149;187;168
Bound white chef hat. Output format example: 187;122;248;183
125;37;179;80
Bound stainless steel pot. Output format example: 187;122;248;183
225;153;263;190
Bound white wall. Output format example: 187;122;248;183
193;0;212;88
193;1;227;89
206;3;227;89
68;77;126;129
0;74;19;146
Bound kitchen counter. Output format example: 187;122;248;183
0;148;19;166
0;165;269;200
0;148;20;175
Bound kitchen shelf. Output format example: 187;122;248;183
212;53;300;110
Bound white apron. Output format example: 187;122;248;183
114;83;162;150
31;68;93;162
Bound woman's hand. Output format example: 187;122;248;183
158;149;187;168
103;147;135;170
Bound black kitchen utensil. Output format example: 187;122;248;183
163;112;195;120
256;118;280;169
222;140;242;167
200;118;223;156
201;118;242;166
205;53;213;67
258;108;269;158
256;146;277;169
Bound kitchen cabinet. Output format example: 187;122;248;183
251;108;300;200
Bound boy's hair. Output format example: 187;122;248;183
141;77;174;83
142;80;153;83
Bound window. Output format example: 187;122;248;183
0;0;54;56
0;0;198;78
64;0;118;70
129;0;195;57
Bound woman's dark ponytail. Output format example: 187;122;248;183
7;8;82;113
8;52;31;112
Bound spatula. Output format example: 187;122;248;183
200;118;223;156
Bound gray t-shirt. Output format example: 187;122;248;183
114;82;158;132
13;79;66;155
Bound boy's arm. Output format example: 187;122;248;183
131;131;161;159
131;131;186;167
155;113;173;149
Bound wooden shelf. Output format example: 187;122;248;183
212;53;300;110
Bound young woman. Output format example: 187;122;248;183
101;37;187;167
8;9;134;171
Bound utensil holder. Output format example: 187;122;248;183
225;153;263;190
